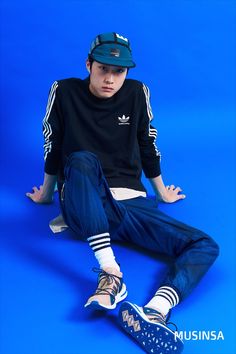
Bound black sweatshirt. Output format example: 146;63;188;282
43;77;161;192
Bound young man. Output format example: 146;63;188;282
27;32;219;354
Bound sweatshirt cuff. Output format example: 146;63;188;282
44;161;59;175
143;159;161;178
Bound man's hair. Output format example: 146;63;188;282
88;54;94;70
88;55;94;68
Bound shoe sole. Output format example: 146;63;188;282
118;302;184;354
84;283;128;310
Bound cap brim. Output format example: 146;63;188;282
92;55;136;68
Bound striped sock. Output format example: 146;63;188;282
87;232;120;270
145;286;180;316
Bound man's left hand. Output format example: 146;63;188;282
160;185;186;203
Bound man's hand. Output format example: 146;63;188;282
26;173;57;204
26;185;53;204
160;184;186;203
149;175;186;204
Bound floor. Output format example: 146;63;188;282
1;1;235;353
1;106;235;354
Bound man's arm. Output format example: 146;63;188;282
138;84;162;178
138;83;186;203
26;173;57;204
26;81;63;204
149;175;186;203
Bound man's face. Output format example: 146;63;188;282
86;60;127;99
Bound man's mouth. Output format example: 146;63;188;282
101;87;114;91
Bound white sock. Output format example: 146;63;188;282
145;286;180;316
94;247;120;270
145;295;172;316
87;232;120;271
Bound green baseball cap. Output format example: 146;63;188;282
89;32;136;68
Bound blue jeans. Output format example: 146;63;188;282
60;151;219;301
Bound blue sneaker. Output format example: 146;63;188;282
118;301;184;354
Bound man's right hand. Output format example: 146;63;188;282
26;186;53;204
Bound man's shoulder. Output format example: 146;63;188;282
56;77;84;88
51;78;87;98
124;79;150;96
124;78;143;90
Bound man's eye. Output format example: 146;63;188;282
116;69;124;74
101;66;108;72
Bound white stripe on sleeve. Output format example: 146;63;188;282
142;84;161;157
43;81;58;161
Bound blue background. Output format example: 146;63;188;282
0;1;235;353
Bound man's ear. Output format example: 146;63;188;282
86;59;90;73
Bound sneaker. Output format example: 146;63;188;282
118;301;184;354
84;267;128;310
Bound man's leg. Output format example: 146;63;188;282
60;151;127;310
116;197;219;353
115;196;219;305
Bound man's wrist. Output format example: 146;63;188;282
156;187;167;199
41;189;54;201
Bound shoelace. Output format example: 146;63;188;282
144;307;178;332
92;267;121;299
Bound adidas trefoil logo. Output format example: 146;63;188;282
118;115;130;125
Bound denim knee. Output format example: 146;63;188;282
64;151;100;178
67;150;98;166
207;236;220;261
193;231;220;264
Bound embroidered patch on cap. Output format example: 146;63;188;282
110;48;120;57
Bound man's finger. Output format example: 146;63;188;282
26;192;34;200
170;185;175;190
175;187;182;193
32;186;39;192
178;194;186;199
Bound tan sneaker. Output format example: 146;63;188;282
84;267;128;310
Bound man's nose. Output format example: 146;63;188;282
104;73;114;84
